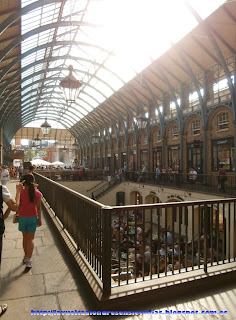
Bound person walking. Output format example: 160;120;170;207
16;174;42;269
218;164;226;192
0;183;18;318
1;166;9;185
155;165;161;185
18;165;23;181
188;167;197;190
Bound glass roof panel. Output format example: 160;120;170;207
188;0;226;19
21;0;226;130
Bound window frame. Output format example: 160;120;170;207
171;125;179;139
191;120;200;135
217;112;229;131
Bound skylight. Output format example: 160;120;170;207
21;0;226;129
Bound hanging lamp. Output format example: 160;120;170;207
41;118;51;135
60;65;82;104
34;133;41;147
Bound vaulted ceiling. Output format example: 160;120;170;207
0;0;236;145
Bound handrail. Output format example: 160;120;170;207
93;173;122;200
34;172;236;297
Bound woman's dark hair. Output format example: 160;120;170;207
22;174;35;202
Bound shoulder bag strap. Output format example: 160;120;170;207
0;186;3;216
0;186;3;218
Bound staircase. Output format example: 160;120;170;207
92;174;122;200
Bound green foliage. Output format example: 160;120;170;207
24;149;47;161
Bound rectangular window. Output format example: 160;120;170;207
192;120;200;135
172;126;178;139
156;129;161;142
143;134;148;145
218;113;229;130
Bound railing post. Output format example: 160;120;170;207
102;206;112;297
204;204;208;273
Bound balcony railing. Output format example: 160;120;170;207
35;173;236;298
124;171;236;196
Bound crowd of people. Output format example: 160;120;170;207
111;211;221;280
0;165;23;184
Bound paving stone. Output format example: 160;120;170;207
34;230;45;237
2;239;16;250
36;245;61;256
42;233;56;246
8;257;34;278
57;290;92;319
2;247;24;259
0;274;45;300
15;237;43;249
0;294;60;320
4;231;23;240
44;271;78;294
0;258;11;279
31;251;68;275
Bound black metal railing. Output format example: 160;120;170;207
123;171;236;196
108;199;236;288
35;173;236;296
92;173;122;200
35;169;104;181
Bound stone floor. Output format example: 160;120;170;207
0;180;236;320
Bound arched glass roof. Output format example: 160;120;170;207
20;0;226;130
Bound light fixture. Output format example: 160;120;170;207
41;118;51;135
91;135;100;144
60;65;82;104
72;140;79;149
34;133;41;147
60;145;67;153
136;114;148;130
31;141;37;151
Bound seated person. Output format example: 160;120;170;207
159;244;166;256
144;246;151;264
207;247;217;263
161;229;173;246
168;244;182;259
152;258;170;274
134;254;149;278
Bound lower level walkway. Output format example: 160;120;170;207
0;180;236;319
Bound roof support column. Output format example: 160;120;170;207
202;71;208;185
0;128;2;164
233;54;236;188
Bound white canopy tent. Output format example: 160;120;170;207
51;161;64;166
31;159;52;166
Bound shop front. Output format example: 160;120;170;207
153;147;162;171
168;145;180;169
187;140;203;173
140;149;148;169
212;138;234;171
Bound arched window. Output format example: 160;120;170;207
130;135;136;147
218;112;229;130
